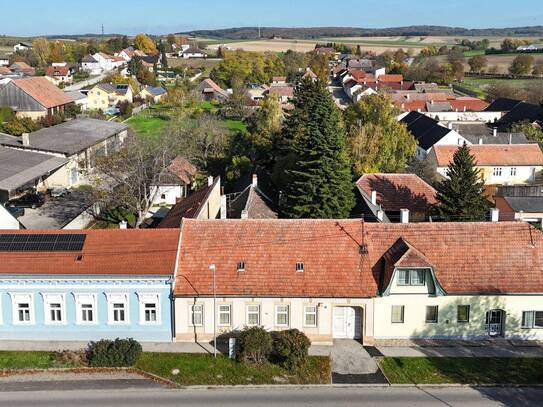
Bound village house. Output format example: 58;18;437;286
116;46;147;62
181;46;208;59
45;65;73;86
0;229;179;342
0;118;129;188
150;157;198;208
0;54;9;67
81;55;102;75
13;42;33;53
0;77;73;119
8;61;35;76
226;174;278;219
139;86;167;103
87;83;133;110
494;184;543;225
356;174;437;223
197;79;229;103
428;144;543;185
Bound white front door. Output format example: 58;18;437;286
333;307;361;339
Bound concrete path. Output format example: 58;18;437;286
1;386;541;406
331;339;379;375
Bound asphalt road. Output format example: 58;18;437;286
0;386;541;407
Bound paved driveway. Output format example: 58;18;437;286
331;339;387;383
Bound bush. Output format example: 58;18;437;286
274;329;311;370
237;326;273;364
86;338;142;367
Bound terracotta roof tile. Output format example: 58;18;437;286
0;229;179;276
13;77;73;108
356;173;437;212
434;144;543;167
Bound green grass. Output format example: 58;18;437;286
0;351;80;369
125;113;171;138
225;118;248;133
135;353;331;385
379;357;543;384
463;50;486;57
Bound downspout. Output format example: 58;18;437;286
170;220;184;342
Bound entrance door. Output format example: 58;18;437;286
333;307;361;339
486;309;505;337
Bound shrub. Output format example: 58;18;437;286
274;329;311;370
237;326;273;364
86;338;142;367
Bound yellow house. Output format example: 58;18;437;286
87;83;133;111
139;86;167;103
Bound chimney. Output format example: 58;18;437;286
479;138;483;145
490;208;500;222
208;176;214;186
463;106;467;112
220;195;227;219
371;190;377;206
21;133;30;146
251;174;258;188
448;122;453;129
406;93;410;101
400;208;410;224
119;221;127;229
241;209;249;219
376;209;384;222
493;128;498;137
509;133;512;144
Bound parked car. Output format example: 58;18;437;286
49;187;69;198
4;204;24;218
8;192;45;209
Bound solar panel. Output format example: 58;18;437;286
0;234;86;252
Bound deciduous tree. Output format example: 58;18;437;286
134;33;157;54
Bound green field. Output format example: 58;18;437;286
455;76;543;98
125;113;171;138
135;353;331;385
379;357;543;384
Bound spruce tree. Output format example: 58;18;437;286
281;78;355;218
435;143;490;221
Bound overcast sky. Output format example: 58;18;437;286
3;0;543;36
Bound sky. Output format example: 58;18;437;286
3;0;543;37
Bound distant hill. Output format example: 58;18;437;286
181;26;543;40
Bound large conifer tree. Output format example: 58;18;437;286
281;79;355;218
435;143;489;221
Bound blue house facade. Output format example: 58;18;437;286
0;229;180;343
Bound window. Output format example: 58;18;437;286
296;262;304;272
457;305;470;323
304;305;318;327
275;305;290;326
75;294;97;325
237;261;245;272
11;294;34;325
425;306;439;323
510;167;517;177
138;293;160;325
493;167;502;177
397;269;425;286
391;305;404;323
43;294;65;325
246;305;260;326
522;311;543;328
218;305;231;326
107;293;129;324
191;304;203;326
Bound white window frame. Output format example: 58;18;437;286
106;293;130;325
43;293;66;325
303;305;318;328
493;167;502;177
296;262;305;273
190;304;204;327
397;269;425;286
425;305;439;324
510;167;517;177
11;293;34;325
275;304;290;327
391;305;405;324
522;311;543;329
246;304;260;326
138;293;160;325
75;293;98;325
218;304;232;327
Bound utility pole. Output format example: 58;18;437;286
258;27;261;39
209;264;217;358
101;24;104;40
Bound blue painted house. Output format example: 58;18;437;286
0;229;180;342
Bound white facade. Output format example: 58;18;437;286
436;164;540;185
0;205;19;229
416;129;470;160
423;111;503;122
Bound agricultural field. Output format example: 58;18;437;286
454;76;543;99
436;53;543;74
207;39;317;53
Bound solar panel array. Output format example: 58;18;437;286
0;234;86;252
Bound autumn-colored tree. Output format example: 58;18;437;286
468;55;488;72
509;55;535;75
134;33;157;54
32;38;51;66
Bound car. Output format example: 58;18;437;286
49;187;69;198
4;204;24;218
8;192;45;209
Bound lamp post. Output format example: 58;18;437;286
209;264;217;358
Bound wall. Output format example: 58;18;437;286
174;297;373;345
0;206;19;229
373;294;543;341
0;277;173;342
196;180;221;220
435;165;540;185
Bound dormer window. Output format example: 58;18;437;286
237;261;245;272
397;269;425;286
296;262;304;273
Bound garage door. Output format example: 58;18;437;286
333;307;361;339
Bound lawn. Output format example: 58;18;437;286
135;353;331;385
379;357;543;385
225;118;248;133
125;113;171;138
0;351;79;369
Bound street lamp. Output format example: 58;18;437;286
209;264;217;358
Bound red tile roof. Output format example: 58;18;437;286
0;229;179;276
168;156;197;185
356;173;438;212
13;77;73;108
378;74;404;82
46;66;70;77
175;219;543;297
449;97;489;112
0;67;10;75
433;144;543;167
